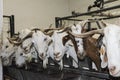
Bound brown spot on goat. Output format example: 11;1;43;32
83;36;101;71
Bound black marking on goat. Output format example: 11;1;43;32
97;34;104;49
48;40;53;46
49;31;54;37
62;32;78;54
62;35;70;46
5;45;9;48
21;43;33;54
31;28;41;33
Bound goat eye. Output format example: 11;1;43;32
76;40;79;43
44;38;47;41
20;53;23;56
6;46;8;48
23;47;27;50
32;52;34;54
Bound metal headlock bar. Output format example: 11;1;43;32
59;5;120;20
3;15;15;37
55;4;120;27
55;4;120;79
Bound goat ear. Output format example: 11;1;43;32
99;45;108;68
68;43;73;47
46;36;53;45
48;39;53;45
62;35;70;46
99;45;106;55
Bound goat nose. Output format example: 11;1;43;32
54;52;60;57
40;53;44;58
0;56;2;59
20;53;23;56
109;66;116;73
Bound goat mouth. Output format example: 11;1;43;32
2;58;9;63
16;64;24;68
39;56;47;61
54;59;61;63
110;70;120;77
77;52;86;60
2;58;7;61
54;55;62;61
39;56;44;60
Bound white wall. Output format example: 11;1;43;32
0;0;3;80
3;0;120;33
68;0;93;13
0;0;3;34
68;0;120;14
3;0;69;32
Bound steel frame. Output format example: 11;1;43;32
3;15;15;37
55;4;120;79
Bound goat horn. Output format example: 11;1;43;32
9;37;19;41
49;24;53;29
44;22;66;33
58;27;71;33
31;28;41;31
7;32;33;45
22;32;33;41
43;31;53;36
78;20;89;27
68;29;104;38
7;37;23;45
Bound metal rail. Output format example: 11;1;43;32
58;5;120;20
55;4;120;79
3;15;15;37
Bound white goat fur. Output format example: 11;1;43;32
102;23;120;77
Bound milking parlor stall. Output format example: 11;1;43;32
1;0;120;80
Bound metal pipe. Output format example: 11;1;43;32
61;18;82;21
10;15;15;37
96;15;120;20
59;5;120;20
104;0;118;4
3;15;11;18
55;15;120;27
55;17;59;28
87;22;91;31
3;15;15;37
84;15;120;22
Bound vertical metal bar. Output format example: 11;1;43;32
87;22;91;31
86;21;92;70
96;21;102;29
10;15;15;37
87;57;92;70
55;17;59;28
